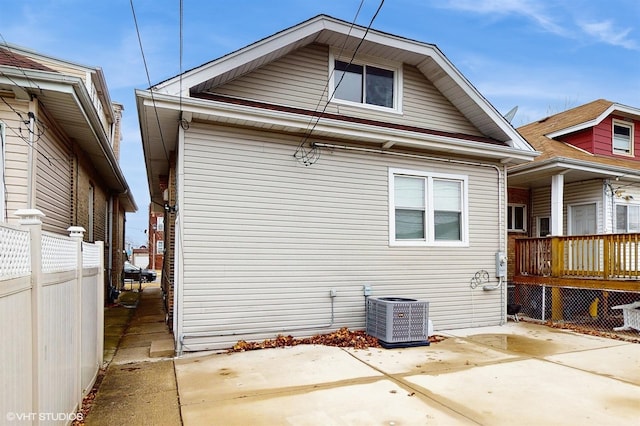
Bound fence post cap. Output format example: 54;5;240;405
14;209;45;224
67;226;86;238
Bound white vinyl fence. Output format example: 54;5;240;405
1;210;104;425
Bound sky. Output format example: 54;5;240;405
2;0;639;247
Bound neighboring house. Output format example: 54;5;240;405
0;44;136;299
507;100;640;319
148;208;165;270
136;15;537;352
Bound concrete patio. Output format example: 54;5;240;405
89;284;640;425
175;322;640;425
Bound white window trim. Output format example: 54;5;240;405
507;203;527;233
537;216;550;237
157;239;165;254
329;51;403;114
389;168;468;247
615;202;640;233
612;119;633;156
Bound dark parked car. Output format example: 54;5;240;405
123;262;157;282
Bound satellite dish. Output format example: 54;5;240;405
504;106;518;123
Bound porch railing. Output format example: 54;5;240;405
514;233;640;291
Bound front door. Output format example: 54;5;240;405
569;203;598;272
570;203;597;235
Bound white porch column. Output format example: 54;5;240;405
551;174;564;236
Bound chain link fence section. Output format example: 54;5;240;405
509;284;640;338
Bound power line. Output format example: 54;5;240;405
0;33;44;92
294;0;386;166
129;0;170;164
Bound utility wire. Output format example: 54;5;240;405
0;33;44;92
129;0;170;163
294;0;385;165
178;0;188;131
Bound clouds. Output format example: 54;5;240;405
578;20;637;50
2;0;638;245
435;0;638;50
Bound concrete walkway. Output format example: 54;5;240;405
84;285;181;426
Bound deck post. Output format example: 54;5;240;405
550;237;563;321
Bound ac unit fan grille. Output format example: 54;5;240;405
366;297;429;343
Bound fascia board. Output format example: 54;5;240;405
423;52;533;152
142;92;538;163
155;17;330;95
3;68;134;205
545;103;640;139
509;157;640;179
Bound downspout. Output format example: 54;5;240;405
313;143;507;316
26;98;37;209
107;196;114;299
175;122;185;353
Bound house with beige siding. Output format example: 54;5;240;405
0;44;136;299
136;15;537;352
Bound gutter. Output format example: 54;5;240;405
1;68;137;211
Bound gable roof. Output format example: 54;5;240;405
0;43;136;211
137;14;537;206
509;99;640;188
155;14;532;150
0;47;56;72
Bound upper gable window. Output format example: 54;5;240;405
613;121;633;156
330;55;401;112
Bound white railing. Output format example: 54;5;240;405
0;210;104;425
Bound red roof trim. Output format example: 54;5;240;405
192;92;506;146
0;48;57;73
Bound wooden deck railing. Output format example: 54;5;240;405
514;233;640;292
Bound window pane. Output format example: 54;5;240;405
630;206;640;232
539;217;550;237
434;180;461;210
614;124;631;153
394;176;424;208
616;205;627;232
514;206;524;230
396;209;425;239
434;211;461;240
334;61;363;103
365;65;393;107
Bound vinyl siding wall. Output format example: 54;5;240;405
35;115;73;234
0;98;30;222
531;180;605;236
178;123;505;351
208;44;483;137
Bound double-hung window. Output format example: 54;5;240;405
390;168;468;246
507;204;527;232
615;204;640;233
613;120;633;155
331;57;399;111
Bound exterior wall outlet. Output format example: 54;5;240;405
363;285;372;296
330;288;337;297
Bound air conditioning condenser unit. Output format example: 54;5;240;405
366;297;430;348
